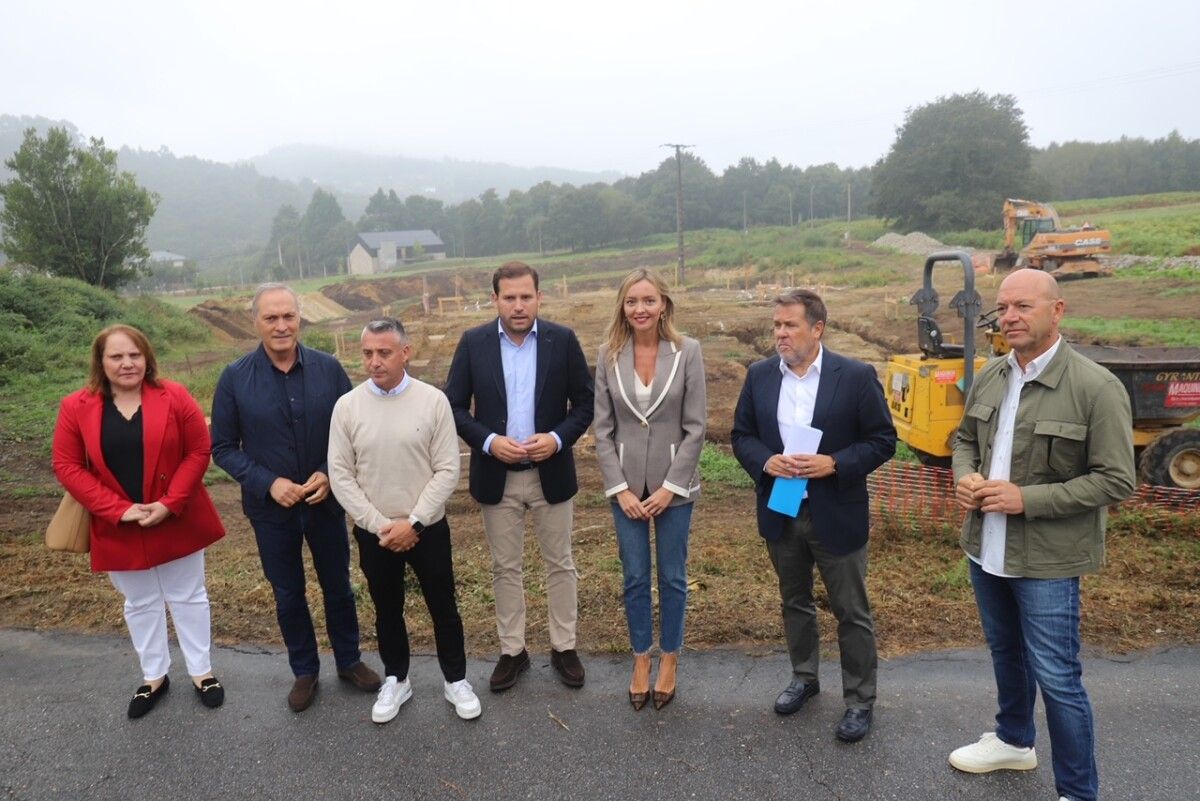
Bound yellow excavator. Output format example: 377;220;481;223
991;198;1113;280
886;251;1200;488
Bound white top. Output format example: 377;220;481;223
633;373;653;412
975;336;1063;576
776;345;823;499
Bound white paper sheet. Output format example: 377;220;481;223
783;423;823;456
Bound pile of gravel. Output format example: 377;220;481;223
1103;255;1200;270
871;231;970;256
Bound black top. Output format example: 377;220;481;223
101;398;144;503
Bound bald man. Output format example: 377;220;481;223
948;269;1135;801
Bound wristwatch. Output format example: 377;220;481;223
408;515;426;534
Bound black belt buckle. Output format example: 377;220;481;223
507;461;536;472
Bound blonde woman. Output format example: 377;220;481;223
594;269;706;710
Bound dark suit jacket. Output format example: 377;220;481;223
731;348;896;554
211;343;352;524
444;318;594;505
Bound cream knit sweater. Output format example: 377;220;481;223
327;377;461;535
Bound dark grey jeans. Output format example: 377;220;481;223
765;507;877;708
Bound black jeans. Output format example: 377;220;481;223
353;519;466;683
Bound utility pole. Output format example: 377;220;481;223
809;184;815;228
742;190;748;235
847;183;852;223
789;192;794;226
661;143;693;285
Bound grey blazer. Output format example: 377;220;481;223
594;336;707;506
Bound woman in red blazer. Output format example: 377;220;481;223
52;324;226;718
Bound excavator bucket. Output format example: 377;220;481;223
991;251;1018;272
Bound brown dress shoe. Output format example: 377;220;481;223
629;653;651;711
653;652;678;710
551;649;585;688
489;649;531;692
337;661;382;692
288;675;319;712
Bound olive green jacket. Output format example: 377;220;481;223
952;341;1136;578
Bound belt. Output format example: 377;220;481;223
506;461;537;472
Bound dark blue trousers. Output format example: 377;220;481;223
252;507;362;677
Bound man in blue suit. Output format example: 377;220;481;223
444;262;594;692
211;283;380;713
732;289;895;743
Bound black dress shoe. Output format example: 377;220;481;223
835;707;873;742
489;649;531;692
774;678;819;715
194;677;225;709
551;649;585;688
128;675;170;719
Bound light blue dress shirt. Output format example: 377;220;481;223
482;320;561;456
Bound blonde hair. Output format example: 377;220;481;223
603;269;682;365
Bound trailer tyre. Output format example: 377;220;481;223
1138;429;1200;490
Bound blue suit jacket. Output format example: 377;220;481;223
444;318;594;506
731;348;896;554
211;343;353;524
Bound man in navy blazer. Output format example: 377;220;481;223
732;289;895;743
211;283;380;712
444;262;594;692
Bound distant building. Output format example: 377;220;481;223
148;250;189;268
348;230;446;276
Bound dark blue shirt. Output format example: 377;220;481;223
211;343;352;523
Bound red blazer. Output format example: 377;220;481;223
52;379;225;572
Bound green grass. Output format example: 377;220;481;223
698;443;754;488
1062;317;1200;347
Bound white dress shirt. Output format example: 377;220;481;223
777;346;823;498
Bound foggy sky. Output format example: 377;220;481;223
2;0;1198;176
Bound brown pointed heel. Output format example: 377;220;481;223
653;652;678;710
629;653;651;711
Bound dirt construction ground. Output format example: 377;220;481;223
2;248;1197;663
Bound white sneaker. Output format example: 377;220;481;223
371;676;411;724
443;679;482;720
949;732;1037;773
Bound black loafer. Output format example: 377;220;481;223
773;678;819;715
128;675;170;719
194;677;225;709
550;649;585;688
835;707;873;742
489;650;531;692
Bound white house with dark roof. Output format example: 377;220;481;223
348;230;446;275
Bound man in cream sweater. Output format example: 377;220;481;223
328;318;481;723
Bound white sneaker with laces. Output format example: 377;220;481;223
443;679;482;720
371;675;411;724
949;732;1037;773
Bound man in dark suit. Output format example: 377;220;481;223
211;283;380;713
444;262;594;692
732;289;895;742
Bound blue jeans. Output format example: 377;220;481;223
970;560;1097;801
252;507;362;677
612;502;693;654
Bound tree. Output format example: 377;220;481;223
300;188;350;276
871;92;1036;231
0;127;158;289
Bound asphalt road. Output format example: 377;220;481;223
1;629;1195;801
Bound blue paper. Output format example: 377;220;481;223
767;477;807;517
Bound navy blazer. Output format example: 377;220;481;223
731;348;896;554
211;343;352;523
444;318;594;506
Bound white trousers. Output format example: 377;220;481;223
108;550;212;681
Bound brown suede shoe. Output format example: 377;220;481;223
551;648;586;688
489;649;531;692
287;675;319;713
337;661;382;693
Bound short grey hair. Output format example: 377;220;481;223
362;317;409;343
251;283;301;317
